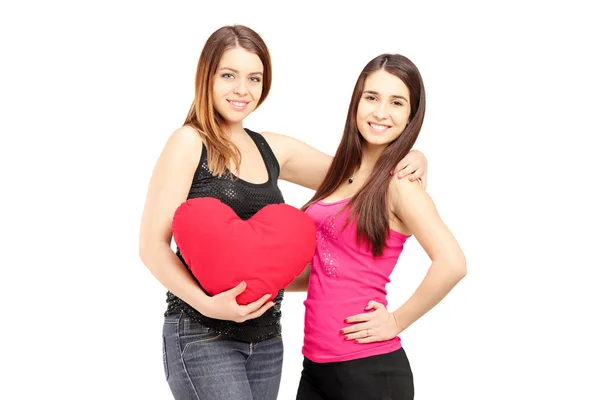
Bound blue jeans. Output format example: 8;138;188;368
162;312;283;400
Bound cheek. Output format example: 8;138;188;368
251;85;263;99
356;103;370;121
212;80;230;98
391;109;410;126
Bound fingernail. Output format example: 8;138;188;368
344;335;349;340
340;329;344;334
344;319;349;323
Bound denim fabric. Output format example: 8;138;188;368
163;312;283;400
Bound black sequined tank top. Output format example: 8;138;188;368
165;128;286;342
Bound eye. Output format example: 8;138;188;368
365;95;377;101
393;101;404;107
221;73;234;79
250;76;261;83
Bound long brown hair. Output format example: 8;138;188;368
303;54;426;256
183;25;272;176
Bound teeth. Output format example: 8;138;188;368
230;101;247;107
369;123;388;131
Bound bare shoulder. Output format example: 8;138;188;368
152;125;204;175
158;125;203;163
259;131;279;140
388;175;432;210
259;131;298;160
261;130;321;151
259;130;295;147
168;125;204;149
389;175;424;196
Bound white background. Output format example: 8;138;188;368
1;0;599;399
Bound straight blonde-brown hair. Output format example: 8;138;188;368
184;25;272;176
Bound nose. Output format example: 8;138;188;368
372;102;388;120
233;79;248;96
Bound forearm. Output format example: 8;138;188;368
284;265;310;292
393;260;466;333
277;140;332;190
140;244;210;313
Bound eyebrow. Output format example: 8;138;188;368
219;67;263;75
363;90;408;102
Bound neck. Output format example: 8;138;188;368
360;142;386;171
223;121;247;140
348;144;382;184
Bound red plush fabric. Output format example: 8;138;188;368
172;197;316;305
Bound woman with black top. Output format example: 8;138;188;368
138;25;429;400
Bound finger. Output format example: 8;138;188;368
408;168;423;181
397;165;417;179
240;293;272;314
344;330;370;340
241;301;275;322
420;175;427;190
394;158;410;172
395;163;411;178
345;312;375;324
366;301;384;310
344;326;375;340
354;336;380;344
364;300;384;310
340;322;369;335
226;281;247;297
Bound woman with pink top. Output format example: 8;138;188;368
292;53;467;399
140;25;431;400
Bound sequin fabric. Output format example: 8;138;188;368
165;128;285;343
315;215;340;278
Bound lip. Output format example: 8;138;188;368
227;99;250;111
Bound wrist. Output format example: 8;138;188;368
392;310;405;335
190;290;211;314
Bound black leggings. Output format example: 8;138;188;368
296;347;414;400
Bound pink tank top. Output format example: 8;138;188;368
302;198;410;363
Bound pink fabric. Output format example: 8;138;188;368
302;198;410;363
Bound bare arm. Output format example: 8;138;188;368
388;177;466;333
139;126;273;322
261;131;332;190
342;178;466;342
285;264;310;292
261;131;429;190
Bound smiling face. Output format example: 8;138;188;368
212;46;264;128
356;69;412;150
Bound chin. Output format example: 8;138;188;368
363;136;390;147
219;112;247;124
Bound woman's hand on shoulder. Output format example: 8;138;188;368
393;149;428;189
388;173;426;218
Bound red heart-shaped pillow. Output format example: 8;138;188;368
172;197;316;305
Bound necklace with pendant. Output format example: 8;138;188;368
348;167;358;184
